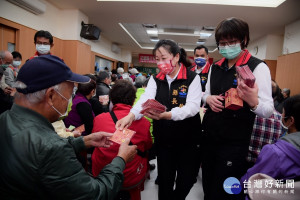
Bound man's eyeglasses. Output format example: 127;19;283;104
36;42;50;45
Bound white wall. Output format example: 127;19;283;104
283;19;300;55
0;0;132;62
266;35;284;60
248;36;267;60
248;34;284;60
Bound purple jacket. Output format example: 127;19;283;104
64;93;95;135
241;132;300;183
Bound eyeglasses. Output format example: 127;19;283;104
217;40;242;47
36;42;50;45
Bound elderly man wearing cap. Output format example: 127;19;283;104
0;55;137;200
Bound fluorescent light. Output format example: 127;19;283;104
200;33;212;38
159;32;198;36
150;38;159;42
146;30;158;35
97;0;286;8
196;41;205;45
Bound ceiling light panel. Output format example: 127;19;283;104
97;0;286;8
146;30;158;35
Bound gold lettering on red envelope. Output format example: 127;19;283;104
110;128;136;144
225;88;243;110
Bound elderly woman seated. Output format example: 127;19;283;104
92;79;152;200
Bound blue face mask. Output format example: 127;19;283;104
194;57;206;67
219;43;242;59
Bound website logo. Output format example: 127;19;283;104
223;177;242;194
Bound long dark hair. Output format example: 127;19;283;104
153;39;192;68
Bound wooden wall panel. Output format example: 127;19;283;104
276;52;300;96
76;41;92;75
264;60;277;80
62;40;78;72
52;37;63;58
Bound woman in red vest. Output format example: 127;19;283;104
92;80;152;200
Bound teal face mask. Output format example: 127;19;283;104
0;64;9;69
219;43;242;59
0;58;10;69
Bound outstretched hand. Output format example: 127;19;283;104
83;132;113;148
116;112;135;130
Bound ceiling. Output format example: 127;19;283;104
45;0;300;56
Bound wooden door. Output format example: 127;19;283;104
0;24;16;51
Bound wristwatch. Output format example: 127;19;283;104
250;104;258;111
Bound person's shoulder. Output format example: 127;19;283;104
94;111;110;121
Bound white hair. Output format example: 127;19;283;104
14;81;62;104
117;67;124;74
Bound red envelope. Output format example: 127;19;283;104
74;124;85;133
236;65;256;88
141;99;166;114
225;88;243;110
110;128;136;145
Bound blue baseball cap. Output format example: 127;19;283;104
16;55;90;94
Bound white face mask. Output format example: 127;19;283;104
280;116;290;130
51;90;72;119
92;91;96;98
12;61;21;67
36;44;51;55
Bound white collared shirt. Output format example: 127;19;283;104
131;67;202;121
202;62;274;118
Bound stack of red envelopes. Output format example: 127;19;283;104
236;65;256;88
141;99;166;114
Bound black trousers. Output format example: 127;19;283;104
202;144;249;200
156;144;200;200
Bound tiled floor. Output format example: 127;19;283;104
141;159;204;200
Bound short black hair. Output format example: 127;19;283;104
111;69;117;74
12;51;22;60
283;94;300;131
77;75;96;96
97;71;110;83
194;45;208;55
34;30;53;44
111;74;118;82
110;80;136;106
215;17;249;49
282;88;291;98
